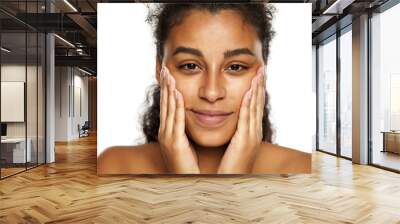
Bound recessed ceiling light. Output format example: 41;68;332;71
322;0;355;15
77;67;93;76
1;47;11;53
63;0;78;12
54;34;75;48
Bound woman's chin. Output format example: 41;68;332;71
188;131;232;148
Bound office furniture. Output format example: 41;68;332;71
382;131;400;154
0;138;32;164
79;121;90;138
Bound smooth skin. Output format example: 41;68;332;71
157;66;200;173
98;9;311;174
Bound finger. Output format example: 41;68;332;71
237;88;252;133
249;73;259;135
159;67;167;136
174;89;185;136
165;68;176;136
256;67;265;140
256;66;265;126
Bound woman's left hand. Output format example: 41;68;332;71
217;66;266;174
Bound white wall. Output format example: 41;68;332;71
98;4;156;156
73;72;89;137
1;65;27;144
267;3;313;152
55;66;69;141
1;65;39;138
55;67;89;141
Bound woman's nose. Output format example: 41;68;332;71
198;72;226;103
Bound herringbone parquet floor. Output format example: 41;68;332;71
1;134;400;223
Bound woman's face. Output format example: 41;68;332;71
158;9;265;147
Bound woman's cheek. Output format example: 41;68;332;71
228;81;251;106
177;86;194;106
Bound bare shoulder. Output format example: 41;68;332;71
252;143;312;174
97;143;167;175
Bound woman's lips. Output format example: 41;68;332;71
190;109;233;127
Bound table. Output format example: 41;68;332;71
381;131;400;154
1;138;32;163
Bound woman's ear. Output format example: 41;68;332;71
155;57;162;84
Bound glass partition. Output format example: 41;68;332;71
339;27;352;158
26;0;43;169
1;31;28;177
38;32;45;165
318;35;337;155
371;3;400;171
27;30;38;169
0;1;46;179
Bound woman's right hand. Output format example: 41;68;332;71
158;66;200;174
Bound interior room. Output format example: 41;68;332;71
0;0;399;223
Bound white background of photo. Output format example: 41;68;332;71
97;3;313;156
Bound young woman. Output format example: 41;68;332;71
98;3;311;174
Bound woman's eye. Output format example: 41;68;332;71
227;64;247;72
179;63;199;71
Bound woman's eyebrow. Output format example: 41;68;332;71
172;46;203;57
172;47;255;58
224;48;255;58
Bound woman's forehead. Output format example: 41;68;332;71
165;9;262;57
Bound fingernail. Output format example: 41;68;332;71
259;73;264;85
258;65;264;75
167;73;171;85
170;76;175;87
254;77;259;88
175;89;179;99
258;66;263;77
252;76;257;87
160;67;165;81
162;67;168;82
246;89;253;101
165;68;174;86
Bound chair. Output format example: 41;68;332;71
79;121;90;138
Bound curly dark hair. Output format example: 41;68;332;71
141;2;275;144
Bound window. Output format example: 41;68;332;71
318;35;337;154
370;2;400;171
339;27;352;158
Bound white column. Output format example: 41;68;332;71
352;14;369;164
46;1;55;163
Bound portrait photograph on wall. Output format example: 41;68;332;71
97;2;313;175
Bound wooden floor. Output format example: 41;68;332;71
1;134;400;223
1;167;26;178
1;163;45;178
